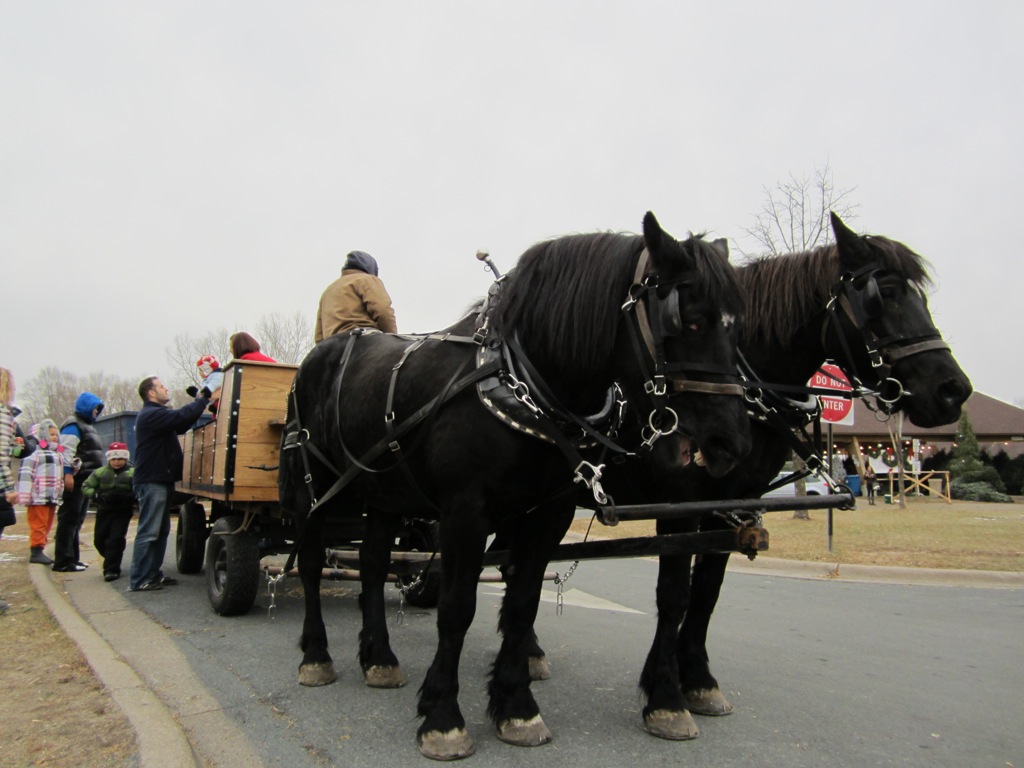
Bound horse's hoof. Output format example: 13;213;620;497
528;655;551;681
644;709;700;740
684;687;733;716
496;715;552;746
363;664;407;688
418;728;475;761
298;662;337;687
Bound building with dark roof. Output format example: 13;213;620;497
827;392;1024;468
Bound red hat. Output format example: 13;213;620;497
106;442;130;461
196;355;220;377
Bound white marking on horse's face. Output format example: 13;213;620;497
721;312;736;329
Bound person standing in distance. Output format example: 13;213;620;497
314;250;397;342
128;377;213;592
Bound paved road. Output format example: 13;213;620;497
49;545;1024;768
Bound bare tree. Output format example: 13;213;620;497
19;367;79;425
162;313;313;395
740;161;859;520
18;368;142;425
253;312;314;364
739;160;858;256
165;327;232;394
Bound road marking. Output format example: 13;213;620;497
481;585;645;615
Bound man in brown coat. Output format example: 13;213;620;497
314;250;398;342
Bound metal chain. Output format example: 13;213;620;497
265;569;285;620
392;580;408;625
552;560;580;616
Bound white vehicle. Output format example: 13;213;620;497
762;472;831;498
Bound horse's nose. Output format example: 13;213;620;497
938;375;972;410
701;433;752;479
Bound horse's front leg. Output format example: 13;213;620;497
639;551;699;740
358;510;406;688
677;550;733;716
487;504;573;747
489;529;550;682
416;515;488;760
297;514;336;686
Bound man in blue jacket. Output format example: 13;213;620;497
128;376;212;592
53;392;105;572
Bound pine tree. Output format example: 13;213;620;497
948;412;983;477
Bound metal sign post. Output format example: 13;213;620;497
827;422;834;552
810;364;854;553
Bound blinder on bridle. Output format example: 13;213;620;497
653;282;684;337
623;248;745;400
823;264;950;410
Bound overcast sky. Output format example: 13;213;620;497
3;1;1021;407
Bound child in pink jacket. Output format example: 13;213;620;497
18;419;67;565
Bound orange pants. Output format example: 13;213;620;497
27;504;56;549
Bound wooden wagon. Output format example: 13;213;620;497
175;359;439;615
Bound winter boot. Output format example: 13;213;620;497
30;547;54;566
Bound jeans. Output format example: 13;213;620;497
129;482;173;590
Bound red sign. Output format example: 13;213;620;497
810;364;854;424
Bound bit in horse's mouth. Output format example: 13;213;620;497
679;433;693;466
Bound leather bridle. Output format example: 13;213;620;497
821;265;950;410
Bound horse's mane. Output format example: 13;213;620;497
493;231;741;376
737;235;933;348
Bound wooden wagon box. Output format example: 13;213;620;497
177;360;298;502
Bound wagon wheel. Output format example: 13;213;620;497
396;519;441;609
206;515;260;616
175;500;208;574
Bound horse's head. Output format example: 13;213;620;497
827;213;972;427
630;212;752;477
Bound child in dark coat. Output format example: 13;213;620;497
83;442;136;581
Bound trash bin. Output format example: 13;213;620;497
884;494;892;504
847;476;861;495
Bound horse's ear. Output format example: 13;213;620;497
643;211;692;272
710;237;730;262
642;211;667;253
831;211;871;269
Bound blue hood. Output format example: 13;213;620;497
74;392;105;423
343;250;379;276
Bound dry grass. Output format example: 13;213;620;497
0;522;138;768
569;496;1024;572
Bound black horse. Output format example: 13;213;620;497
524;212;973;741
279;212;754;760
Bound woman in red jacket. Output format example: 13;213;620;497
229;332;277;363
